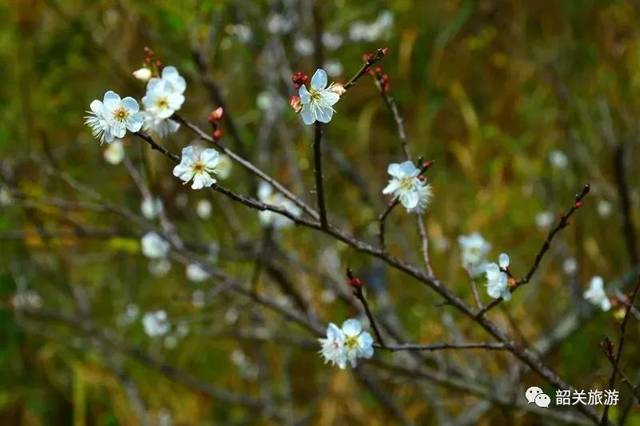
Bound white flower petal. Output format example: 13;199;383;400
300;105;316;125
310;68;328;89
121;96;139;113
103;91;121;110
342;318;362;336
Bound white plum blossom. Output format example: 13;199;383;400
173;146;220;190
318;323;347;368
12;289;42;309
132;67;152;82
267;14;293;34
318;319;374;369
597;200;612;218
149;259;171;277
142;111;181;138
186;263;210;282
85;91;143;144
143;79;184;119
341;319;374;367
196;199;212;219
382;161;432;213
0;186;13;207
117;303;140;327
583;276;611;311
142;310;170;337
141;66;186;138
156;66;186;95
141;196;163;220
485;253;511;300
549;150;569;169
563;257;577;275
535;211;554;230
322;33;343;50
257;182;302;228
324;60;344;77
141;232;170;259
299;69;340;125
103;140;125;164
349;11;394;42
294;37;314;56
458;232;491;278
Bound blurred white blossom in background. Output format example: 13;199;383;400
583;276;611;311
349;11;394;41
142;310;170;337
103;140;125;164
458;232;491;278
141;196;163;220
141;232;170;259
549;150;569;169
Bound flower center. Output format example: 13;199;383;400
193;161;205;173
156;97;169;109
309;88;322;102
399;177;415;191
345;335;359;350
113;107;129;121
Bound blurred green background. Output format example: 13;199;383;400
1;0;639;424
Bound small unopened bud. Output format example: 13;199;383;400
574;200;583;208
346;268;363;289
208;107;224;123
507;277;517;289
212;128;223;141
132;67;152;82
292;71;309;88
329;82;346;96
380;47;389;56
289;95;302;113
600;337;614;359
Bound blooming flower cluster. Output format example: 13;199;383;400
583;276;611;311
458;232;491;278
485;253;512;300
85;91;143;144
318;319;374;369
141;66;186;137
173;146;221;190
257;182;302;228
382;161;432;213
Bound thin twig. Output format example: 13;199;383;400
130;129;600;422
375;342;507;352
347;269;385;346
343;47;388;91
601;274;640;424
600;345;640;403
312;122;328;229
372;69;434;274
519;184;591;286
477;185;591;317
173;114;319;221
